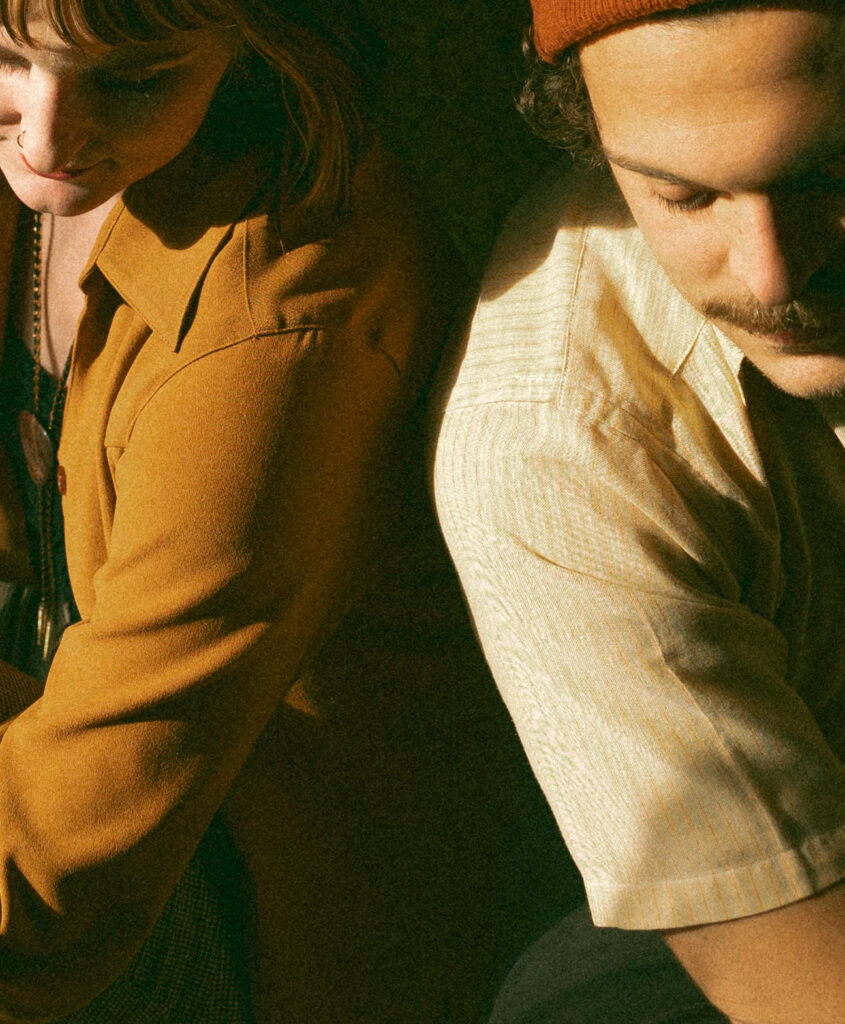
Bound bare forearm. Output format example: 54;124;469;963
664;880;845;1024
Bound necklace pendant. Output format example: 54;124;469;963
36;598;50;651
18;410;56;487
41;616;55;664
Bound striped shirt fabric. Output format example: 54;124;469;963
432;161;845;930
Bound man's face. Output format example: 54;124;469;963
580;7;845;399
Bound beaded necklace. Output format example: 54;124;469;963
16;211;73;664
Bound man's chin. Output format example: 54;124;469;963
716;323;845;399
745;350;845;400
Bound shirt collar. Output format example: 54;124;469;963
567;165;712;379
710;323;746;383
80;137;277;349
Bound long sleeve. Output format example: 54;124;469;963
0;141;461;1019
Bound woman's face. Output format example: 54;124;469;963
0;18;237;216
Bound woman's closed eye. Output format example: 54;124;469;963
87;48;199;99
0;44;184;100
89;66;174;97
0;49;30;75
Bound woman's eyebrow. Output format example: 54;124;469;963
0;42;27;62
0;31;200;71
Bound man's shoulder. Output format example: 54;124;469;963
433;161;764;506
447;161;712;418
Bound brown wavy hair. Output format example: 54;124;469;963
1;0;380;212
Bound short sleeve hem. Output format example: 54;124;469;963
585;821;845;929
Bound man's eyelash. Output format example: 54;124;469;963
656;191;715;213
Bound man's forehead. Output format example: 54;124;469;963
579;5;845;187
580;5;845;93
531;0;843;62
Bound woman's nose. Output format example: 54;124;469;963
19;69;95;173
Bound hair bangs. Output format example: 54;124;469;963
2;0;230;46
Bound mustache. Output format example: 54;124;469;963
703;264;845;336
703;298;845;335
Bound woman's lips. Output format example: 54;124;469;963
20;153;96;180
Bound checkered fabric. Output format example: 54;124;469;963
55;816;251;1023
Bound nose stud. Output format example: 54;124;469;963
16;130;25;149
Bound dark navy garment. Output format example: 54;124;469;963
0;326;77;680
489;906;728;1024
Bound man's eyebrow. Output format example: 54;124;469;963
602;150;709;189
604;138;845;192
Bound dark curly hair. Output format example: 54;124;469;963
517;28;601;166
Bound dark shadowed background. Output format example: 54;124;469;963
354;3;583;1021
365;0;557;273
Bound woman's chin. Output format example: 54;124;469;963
6;180;111;218
1;160;116;217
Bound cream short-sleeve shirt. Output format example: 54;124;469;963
433;163;845;930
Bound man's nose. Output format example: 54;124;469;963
19;70;95;173
726;193;826;308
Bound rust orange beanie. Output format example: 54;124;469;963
530;0;713;60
